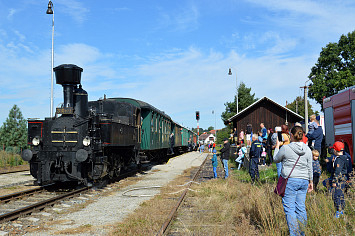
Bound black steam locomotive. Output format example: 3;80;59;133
22;64;195;186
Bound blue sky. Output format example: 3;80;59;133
0;0;354;130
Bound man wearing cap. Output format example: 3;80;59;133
249;134;262;183
330;141;349;218
220;138;230;178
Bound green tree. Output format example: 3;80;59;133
0;105;27;151
221;82;258;123
216;127;230;144
207;126;214;131
287;96;319;117
308;31;355;109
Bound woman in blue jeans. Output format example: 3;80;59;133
273;126;313;236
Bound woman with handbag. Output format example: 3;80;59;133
273;126;313;236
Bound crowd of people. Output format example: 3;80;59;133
209;116;353;235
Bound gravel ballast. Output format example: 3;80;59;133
26;151;207;235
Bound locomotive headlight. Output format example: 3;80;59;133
32;137;40;146
83;136;91;146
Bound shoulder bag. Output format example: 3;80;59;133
274;155;301;197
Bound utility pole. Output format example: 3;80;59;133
228;68;238;114
300;85;310;133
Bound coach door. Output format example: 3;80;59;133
135;108;141;144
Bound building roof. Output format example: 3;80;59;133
199;133;215;141
227;96;304;123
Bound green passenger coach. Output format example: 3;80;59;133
111;98;194;160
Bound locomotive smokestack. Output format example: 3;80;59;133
54;64;83;111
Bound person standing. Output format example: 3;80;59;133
210;148;218;178
312;150;321;192
306;119;324;156
281;125;290;145
246;123;252;147
249;134;262;183
273;126;313;236
239;129;244;144
330;141;349;218
169;133;175;155
220;138;230;179
266;128;274;165
260;123;268;143
233;128;238;143
272;126;283;177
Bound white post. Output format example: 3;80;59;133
304;86;308;134
50;8;54;117
236;72;238;114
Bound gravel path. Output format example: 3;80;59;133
26;151;207;236
0;171;34;189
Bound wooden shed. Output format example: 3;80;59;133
226;96;304;134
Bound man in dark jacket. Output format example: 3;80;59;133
249;134;262;183
220;138;230;179
306;123;324;155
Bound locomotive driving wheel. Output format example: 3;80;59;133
109;153;123;178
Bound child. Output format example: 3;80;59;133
330;141;349;218
308;114;318;148
260;147;267;166
210;148;218;178
308;114;319;135
312;150;321;192
235;144;247;170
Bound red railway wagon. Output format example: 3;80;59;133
323;86;355;164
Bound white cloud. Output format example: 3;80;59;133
120;47;315;129
244;0;355;41
57;0;90;24
156;4;200;32
7;8;17;20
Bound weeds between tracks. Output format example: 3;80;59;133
112;160;354;236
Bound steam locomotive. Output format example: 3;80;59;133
22;64;195;186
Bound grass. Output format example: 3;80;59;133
0;150;25;168
112;157;354;235
111;169;194;235
186;163;355;235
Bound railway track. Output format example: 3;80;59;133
156;154;209;236
0;185;90;223
0;168;30;175
0;163;152;224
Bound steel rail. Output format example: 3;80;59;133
0;186;44;203
156;154;207;236
0;168;30;175
0;163;149;223
0;186;90;223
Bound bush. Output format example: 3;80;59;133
0;150;24;167
5;146;21;154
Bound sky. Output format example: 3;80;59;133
0;0;354;131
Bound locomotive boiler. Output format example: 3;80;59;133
22;64;139;186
